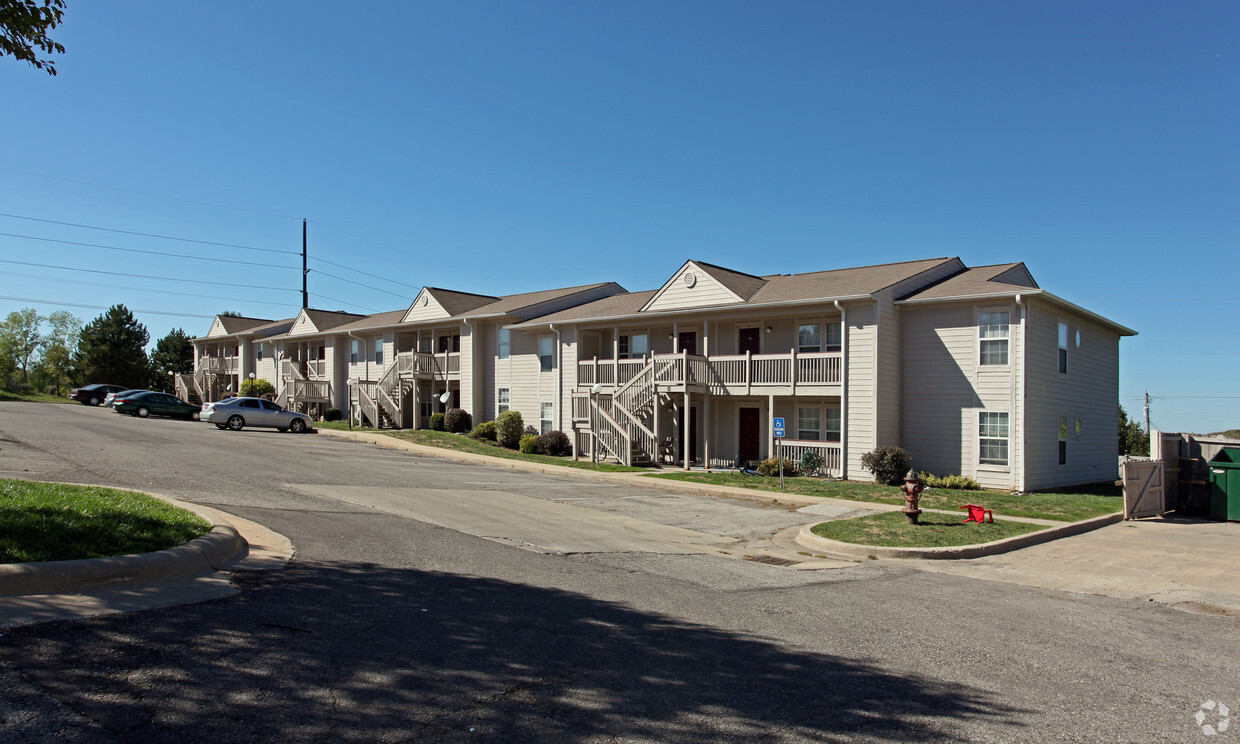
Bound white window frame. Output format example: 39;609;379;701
797;407;821;441
825;321;842;353
256;343;264;362
978;411;1010;466
794;404;842;442
497;388;509;415
1058;415;1068;466
618;330;649;359
1058;321;1069;374
350;339;359;364
498;328;510;360
979;311;1010;366
540;402;554;434
374;338;383;365
797;321;822;353
539;335;554;372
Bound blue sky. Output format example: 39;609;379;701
1;1;1236;433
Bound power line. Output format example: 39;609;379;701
0;166;302;221
0;269;296;308
0;231;298;269
309;268;414;301
309;255;423;292
315;293;380;313
0;212;300;255
0;258;302;293
0;295;214;319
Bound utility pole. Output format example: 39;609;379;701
302;219;308;309
1144;390;1151;435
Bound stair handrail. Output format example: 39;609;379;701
358;384;379;428
376;385;399;425
614;357;655;418
592;403;631;465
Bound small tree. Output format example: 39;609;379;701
74;305;151;389
497;410;524;449
0;307;42;386
1119;404;1150;457
239;378;274;398
0;0;66;76
150;328;194;387
860;446;911;485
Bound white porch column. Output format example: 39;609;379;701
682;390;691;471
768;393;776;459
703;390;710;471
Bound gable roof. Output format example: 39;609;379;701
461;283;624;320
749;258;958;304
897;263;1039;302
508;291;658;328
641;260;768;313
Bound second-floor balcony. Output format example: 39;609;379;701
577;350;841;396
395;350;460;381
198;356;239;375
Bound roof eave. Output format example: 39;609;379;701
898;289;1137;336
509;293;874;330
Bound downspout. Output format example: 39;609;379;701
835;300;848;479
347;331;367;425
463;318;476;422
1015;294;1026;492
550;323;562;433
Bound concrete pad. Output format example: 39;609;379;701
289;484;738;554
0;575;239;629
912;517;1240;614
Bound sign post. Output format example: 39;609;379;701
773;417;786;490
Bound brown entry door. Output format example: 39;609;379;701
739;407;761;465
738;327;760;355
678;331;697;355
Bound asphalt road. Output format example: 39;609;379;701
0;401;1236;743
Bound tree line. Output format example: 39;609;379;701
0;304;194;395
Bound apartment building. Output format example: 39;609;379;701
190;257;1133;490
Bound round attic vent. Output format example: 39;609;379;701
683;272;697;288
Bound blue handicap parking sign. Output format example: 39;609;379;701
773;417;785;438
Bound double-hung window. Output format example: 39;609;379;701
539;335;554;372
1058;322;1069;374
979;412;1010;465
256;344;264;362
1058;416;1068;465
979;312;1010;366
825;322;842;352
497;388;509;415
374;339;383;365
350;340;359;364
798;323;822;353
498;328;510;360
540;402;554;434
797;408;821;440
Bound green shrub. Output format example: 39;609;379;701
799;449;823;477
756;457;799;477
916;471;982;490
445;407;472;433
239;378;275;398
429;412;446;431
519;434;540;454
860;446;911;485
323;408;343;422
497;410;524;449
536;430;572;456
470;420;497;441
524;425;539;437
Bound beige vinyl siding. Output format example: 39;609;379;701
505;330;545;429
402;292;450;323
644;265;742;312
252;340;279;389
556;326;578;434
872;292;902;452
844;303;876;479
289;312;318;336
901;302;1022;489
1022;299;1120;490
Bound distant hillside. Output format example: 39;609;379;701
1207;429;1240;439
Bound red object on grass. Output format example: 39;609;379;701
960;504;993;524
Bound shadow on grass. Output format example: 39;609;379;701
0;561;1030;743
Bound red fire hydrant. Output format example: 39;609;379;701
900;470;924;525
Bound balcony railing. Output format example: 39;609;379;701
577;351;841;394
198;356;238;374
776;439;842;477
394;351;460;380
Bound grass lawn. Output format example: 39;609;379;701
315;423;649;473
0;390;73;404
647;472;1122;522
810;511;1046;548
0;479;213;563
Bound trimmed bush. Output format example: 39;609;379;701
536;430;572;457
429;412;446;431
524;425;539;437
917;471;982;490
470;420;497;441
239;378;275;398
323;408;343;422
756;457;800;477
860;446;912;485
799;449;823;477
519;434;540;454
497;410;524;449
445;407;472;434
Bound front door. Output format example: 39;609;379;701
738;327;761;355
678;331;697;355
739;407;761;465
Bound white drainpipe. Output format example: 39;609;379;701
550;323;562;432
1014;294;1025;493
835;300;848;479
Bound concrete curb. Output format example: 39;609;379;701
795;511;1125;561
0;489;248;598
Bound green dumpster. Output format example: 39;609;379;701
1207;448;1240;522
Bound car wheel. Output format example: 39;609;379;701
89;397;100;406
190;411;200;421
215;423;227;430
227;415;245;431
136;407;150;418
289;419;307;434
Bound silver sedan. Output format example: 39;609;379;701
200;397;314;433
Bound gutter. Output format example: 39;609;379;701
835;300;848;479
549;323;562;432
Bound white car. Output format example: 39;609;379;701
201;397;314;433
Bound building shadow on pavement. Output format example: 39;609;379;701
0;561;1030;743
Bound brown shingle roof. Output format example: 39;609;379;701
899;263;1039;302
748;258;957;304
457;283;620;320
330;309;410;333
216;315;275;334
693;262;767;301
425;288;500;317
508;291;657;327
